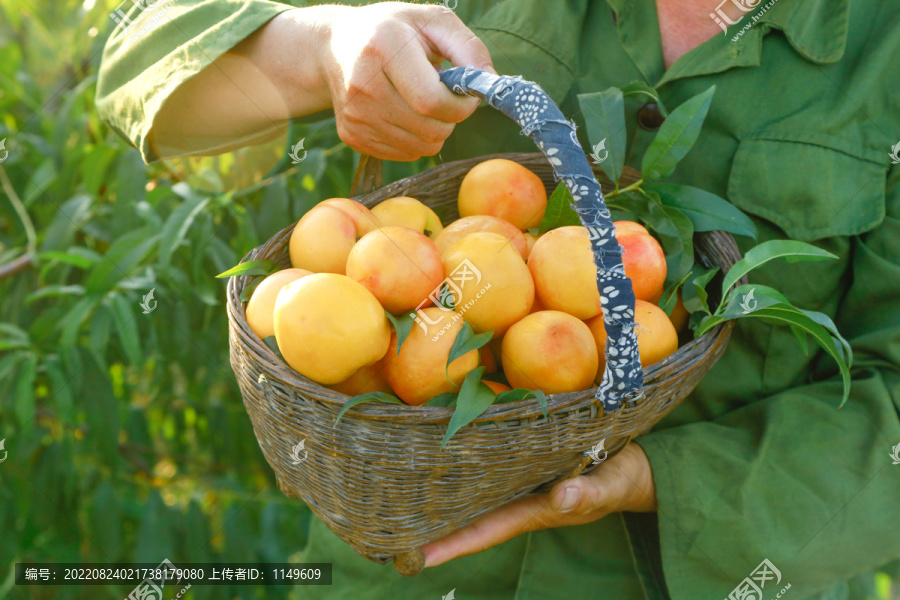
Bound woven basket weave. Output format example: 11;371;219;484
226;152;741;575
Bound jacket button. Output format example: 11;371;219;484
637;102;665;131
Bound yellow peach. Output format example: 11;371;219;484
440;232;534;335
273;274;390;385
245;268;312;339
320;197;381;236
434;215;528;259
501;310;598;394
370;196;444;239
382;306;479;405
327;357;394;396
527;226;602;320
345;226;444;314
458;159;547;230
289;205;357;274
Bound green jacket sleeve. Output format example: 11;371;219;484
635;168;900;598
96;0;294;163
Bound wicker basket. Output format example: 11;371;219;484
226;152;742;576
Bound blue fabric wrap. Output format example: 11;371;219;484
438;66;644;411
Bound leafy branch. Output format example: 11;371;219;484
690;241;852;405
0;165;37;280
549;81;853;405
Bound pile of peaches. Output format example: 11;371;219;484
244;159;684;405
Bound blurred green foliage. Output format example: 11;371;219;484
0;1;429;598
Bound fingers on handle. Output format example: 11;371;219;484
420;7;495;74
384;41;478;124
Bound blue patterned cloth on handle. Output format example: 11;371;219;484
438;66;644;412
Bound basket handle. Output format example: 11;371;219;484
349;67;644;411
445;67;645;410
350;153;383;196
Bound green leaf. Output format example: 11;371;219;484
641;86;716;181
44;355;73;422
157;192;210;267
621;81;668;116
39;195;93;253
0;352;27;387
648;182;757;239
134;491;175;562
695;300;851;406
85;227;160;294
495;388;548;417
683;267;719;315
262;335;282;358
89;483;123;561
239;275;263;302
333;392;404;426
442;367;495;448
640;192;695;287
81;144;118;197
729;283;789;304
386;311;417;355
446;322;492;380
425;393;458;407
721;240;837;297
14;353;37;431
60;296;98;350
789;325;810;355
25;284;86;304
216;259;278;279
578;87;626;185
109;293;142;366
89;303;112;362
538;182;581;234
38;249;97;270
659;270;693;316
83;351;122;467
713;284;791;321
798;307;853;366
749;305;851;405
0;323;30;352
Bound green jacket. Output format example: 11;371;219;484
97;1;900;598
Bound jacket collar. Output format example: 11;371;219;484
715;0;850;63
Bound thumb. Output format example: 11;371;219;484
418;8;496;73
549;476;606;515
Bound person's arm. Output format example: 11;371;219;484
97;1;493;163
